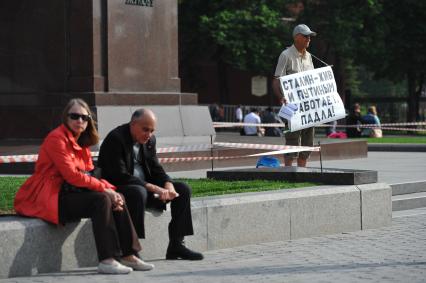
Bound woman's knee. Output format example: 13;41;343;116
94;192;113;211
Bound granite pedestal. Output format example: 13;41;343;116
207;167;378;185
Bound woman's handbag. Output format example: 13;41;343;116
370;128;383;138
61;168;102;193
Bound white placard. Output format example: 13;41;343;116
251;76;267;97
278;66;346;132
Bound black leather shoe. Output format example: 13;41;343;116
166;241;204;260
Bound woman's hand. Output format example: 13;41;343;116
104;188;124;211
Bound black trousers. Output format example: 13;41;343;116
59;190;142;261
117;182;194;240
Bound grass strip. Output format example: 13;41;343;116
364;136;426;144
0;176;27;214
0;177;318;215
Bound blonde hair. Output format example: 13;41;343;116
368;106;377;116
62;98;99;147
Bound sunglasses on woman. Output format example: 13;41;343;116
68;113;92;122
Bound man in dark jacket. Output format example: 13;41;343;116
346;103;363;138
98;108;203;260
262;107;283;137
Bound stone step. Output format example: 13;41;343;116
390;181;426;196
392;191;426;211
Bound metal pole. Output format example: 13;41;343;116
210;135;214;171
318;141;323;173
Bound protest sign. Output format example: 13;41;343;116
278;66;346;132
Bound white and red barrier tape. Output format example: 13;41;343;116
0;154;39;164
214;121;426;127
0;143;320;164
158;146;320;163
213;121;426;132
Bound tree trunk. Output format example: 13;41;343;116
334;54;346;106
406;71;418;122
217;58;229;105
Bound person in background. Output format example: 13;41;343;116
362;105;382;137
272;24;317;167
98;108;204;261
346;103;363;138
235;105;243;123
209;103;219;122
243;108;263;136
262;107;283;137
217;104;225;122
14;99;153;274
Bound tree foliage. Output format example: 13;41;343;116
179;0;426;120
296;0;383;98
356;0;426;121
179;0;295;76
199;1;292;75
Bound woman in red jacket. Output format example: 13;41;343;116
14;98;153;274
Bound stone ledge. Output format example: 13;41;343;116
368;143;426;152
391;181;426;196
0;183;391;279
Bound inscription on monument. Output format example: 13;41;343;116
125;0;153;7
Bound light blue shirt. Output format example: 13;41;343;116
133;144;145;181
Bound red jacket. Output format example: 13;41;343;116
14;124;115;224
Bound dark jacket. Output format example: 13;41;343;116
346;112;362;138
97;123;172;187
262;110;283;137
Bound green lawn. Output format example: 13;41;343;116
363;136;426;144
0;177;317;215
0;177;27;215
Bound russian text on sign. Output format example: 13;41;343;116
278;66;346;132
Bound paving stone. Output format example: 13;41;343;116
2;209;425;283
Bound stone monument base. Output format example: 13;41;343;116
207;167;378;185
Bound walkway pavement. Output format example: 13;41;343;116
170;151;426;185
2;207;425;283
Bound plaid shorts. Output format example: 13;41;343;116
284;127;315;159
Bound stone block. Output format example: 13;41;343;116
358;183;392;229
180;106;215;137
196;192;291;250
183;205;208;253
139;206;208;260
208;167;378;185
0;217;97;278
96;105;214;147
288;186;361;239
96;106;133;138
139;209;171;260
134;106;184;138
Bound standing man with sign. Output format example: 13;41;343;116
272;24;317;167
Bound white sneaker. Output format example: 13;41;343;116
98;260;133;274
121;257;155;271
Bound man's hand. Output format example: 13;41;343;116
157;188;171;201
164;182;179;200
146;183;179;202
